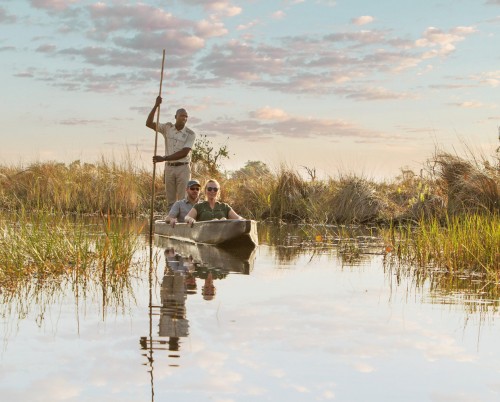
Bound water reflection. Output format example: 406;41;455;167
259;222;385;265
384;257;500;314
140;239;255;399
1;218;499;401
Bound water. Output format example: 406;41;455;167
1;227;499;402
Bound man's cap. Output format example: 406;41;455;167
187;179;200;188
175;108;188;117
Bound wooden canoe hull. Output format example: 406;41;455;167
154;219;258;247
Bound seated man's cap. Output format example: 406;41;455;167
187;179;200;187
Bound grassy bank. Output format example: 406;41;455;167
0;152;498;277
1;152;498;222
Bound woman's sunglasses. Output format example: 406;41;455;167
206;187;219;192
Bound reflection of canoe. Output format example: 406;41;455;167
154;219;258;247
155;236;256;274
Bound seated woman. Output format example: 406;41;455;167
184;179;243;224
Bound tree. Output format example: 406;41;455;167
191;134;230;178
231;161;271;180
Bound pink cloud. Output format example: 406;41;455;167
0;6;17;23
196;19;228;38
30;0;78;11
88;3;179;32
182;0;242;17
351;16;374;26
250;107;289;121
415;26;477;56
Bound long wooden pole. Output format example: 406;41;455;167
149;49;166;244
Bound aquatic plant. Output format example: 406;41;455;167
385;214;499;279
0;210;146;320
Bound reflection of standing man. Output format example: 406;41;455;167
146;96;197;210
159;268;189;342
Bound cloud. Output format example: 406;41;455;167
416;26;477;57
447;101;496;109
30;0;78;10
351;16;374;26
323;30;389;46
36;44;57;53
88;3;178;33
344;86;414;101
182;0;242;17
59;118;103;126
21;65;147;93
272;11;285;20
13;1;482;103
0;6;17;23
250;107;289;121
196;19;228;38
58;46;162;69
13;70;35;78
472;70;500;87
237;20;260;31
201;110;404;142
199;40;285;81
113;31;205;55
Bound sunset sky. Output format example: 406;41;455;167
1;0;499;179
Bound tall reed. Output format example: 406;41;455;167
0;210;144;299
385;214;499;278
0;158;163;215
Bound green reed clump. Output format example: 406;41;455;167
0;211;143;294
385;214;499;278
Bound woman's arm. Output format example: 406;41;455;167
228;208;243;220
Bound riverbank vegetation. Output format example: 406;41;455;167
0;149;498;280
0;210;144;311
1;151;497;222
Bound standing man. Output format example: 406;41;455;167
166;179;201;226
146;95;196;210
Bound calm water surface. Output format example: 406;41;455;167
1;225;499;402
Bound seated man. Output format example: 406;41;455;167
166;179;201;226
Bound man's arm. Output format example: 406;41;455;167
146;96;162;130
153;147;191;163
166;202;180;226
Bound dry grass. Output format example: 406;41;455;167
327;175;386;224
0;158;162;215
0;151;498;224
434;153;499;215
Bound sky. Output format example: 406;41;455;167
1;0;499;180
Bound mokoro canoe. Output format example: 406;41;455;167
154;219;258;247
